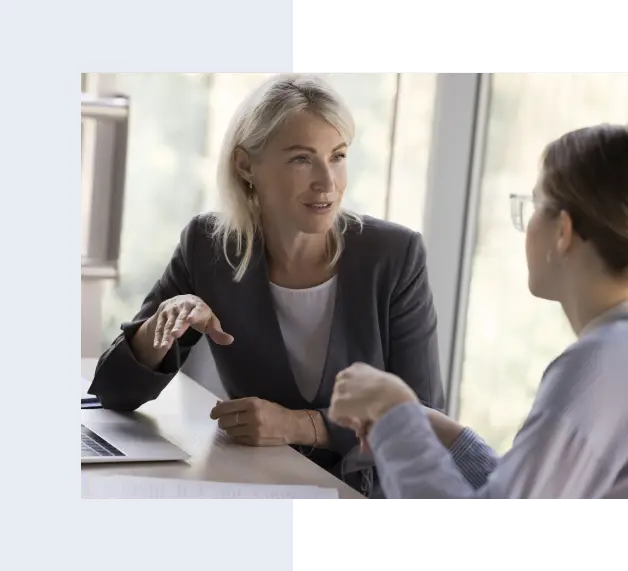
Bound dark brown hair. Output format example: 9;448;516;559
541;123;628;275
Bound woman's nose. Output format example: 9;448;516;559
312;164;335;193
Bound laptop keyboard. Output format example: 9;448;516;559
82;424;125;458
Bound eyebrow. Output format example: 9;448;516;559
282;143;347;153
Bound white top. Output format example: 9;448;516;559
269;276;337;402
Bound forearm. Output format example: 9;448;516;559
91;318;177;411
427;408;498;489
369;401;476;498
289;410;330;449
426;408;465;448
129;315;169;370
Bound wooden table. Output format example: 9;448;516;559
81;359;363;499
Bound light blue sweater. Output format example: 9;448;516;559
370;302;628;498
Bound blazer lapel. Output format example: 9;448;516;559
239;239;306;408
228;225;377;411
313;226;368;409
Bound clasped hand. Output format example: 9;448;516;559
210;397;295;447
329;362;418;447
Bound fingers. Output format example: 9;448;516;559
224;425;252;439
153;308;171;349
186;305;205;325
165;303;200;340
171;306;192;337
209;397;285;447
210;397;256;419
355;420;372;443
163;306;179;339
332;363;364;395
336;362;361;378
210;402;263;446
187;304;234;346
330;374;353;414
336;361;372;381
359;436;372;455
155;308;180;350
331;414;362;432
153;305;184;349
328;410;372;453
152;295;236;350
205;313;234;346
216;409;254;430
329;384;366;429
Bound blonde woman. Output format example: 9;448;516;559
90;74;445;495
329;124;628;498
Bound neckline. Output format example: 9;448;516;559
580;300;628;336
269;275;338;294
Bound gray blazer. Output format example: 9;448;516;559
90;213;444;493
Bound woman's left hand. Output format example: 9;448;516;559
329;363;418;439
210;397;296;446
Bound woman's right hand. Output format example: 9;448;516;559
151;294;234;350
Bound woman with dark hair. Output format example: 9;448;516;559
329;123;628;499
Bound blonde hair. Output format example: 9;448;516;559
213;73;362;282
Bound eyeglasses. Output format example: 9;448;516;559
509;194;535;232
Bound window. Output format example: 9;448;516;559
324;74;436;230
99;73;437;350
458;73;628;453
383;73;437;230
80;74;95;257
101;73;218;345
81;74;129;268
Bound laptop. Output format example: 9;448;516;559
81;409;190;464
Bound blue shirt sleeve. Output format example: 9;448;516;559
449;427;499;489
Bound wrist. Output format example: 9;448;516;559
130;314;167;369
286;409;318;446
143;313;160;343
371;392;417;424
132;314;155;349
426;409;465;449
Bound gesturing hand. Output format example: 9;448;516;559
210;397;296;447
329;362;418;440
152;294;234;350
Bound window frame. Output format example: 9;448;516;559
81;73;130;279
421;73;492;417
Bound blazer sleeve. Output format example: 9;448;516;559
318;408;359;458
388;232;444;410
89;215;205;411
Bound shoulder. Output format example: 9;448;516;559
179;212;224;250
182;212;220;239
537;321;628;418
528;319;628;464
543;322;628;386
344;214;426;265
175;212;233;270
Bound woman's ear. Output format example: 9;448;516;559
234;147;253;185
556;210;574;256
